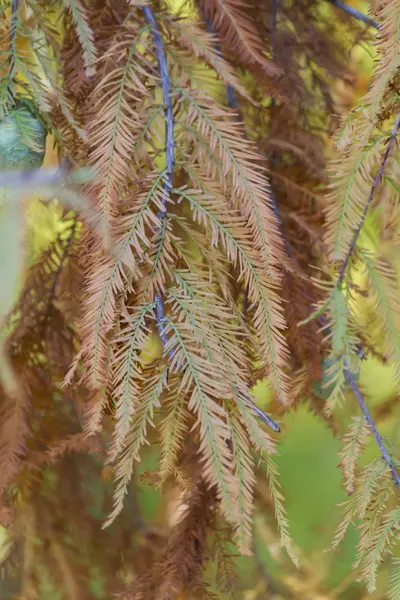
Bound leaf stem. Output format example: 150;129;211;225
202;16;238;109
142;6;175;353
344;367;400;490
329;0;379;29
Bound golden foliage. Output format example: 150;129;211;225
0;0;399;596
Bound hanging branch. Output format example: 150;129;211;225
205;2;397;472
270;188;400;488
270;195;400;490
275;207;400;488
329;0;379;29
142;5;175;352
336;112;400;289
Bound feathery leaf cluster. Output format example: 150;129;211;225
0;0;399;597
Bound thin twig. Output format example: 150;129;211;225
329;0;379;29
143;6;175;352
336;112;400;289
245;395;280;432
345;367;400;489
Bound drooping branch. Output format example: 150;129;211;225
315;313;400;489
275;216;400;488
205;4;396;470
286;238;400;488
265;133;400;489
142;6;175;352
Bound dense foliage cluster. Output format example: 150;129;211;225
0;0;399;597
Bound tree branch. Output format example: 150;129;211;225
263;136;400;489
203;0;398;488
345;367;400;489
142;6;175;353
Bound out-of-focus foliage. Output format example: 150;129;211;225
0;0;399;599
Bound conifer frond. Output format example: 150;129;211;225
62;0;96;77
339;416;370;494
141;217;177;299
168;268;279;450
360;0;400;141
332;458;391;550
172;180;289;405
325;0;400;264
317;286;359;413
199;0;280;76
325;135;383;261
159;374;192;483
109;301;156;458
363;250;400;387
166;18;251;101
162;312;237;523
359;507;400;592
83;368;112;435
105;362;169;527
263;452;299;567
87;24;154;226
78;170;167;390
209;528;239;597
389;558;400;600
226;404;255;554
178;89;285;278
